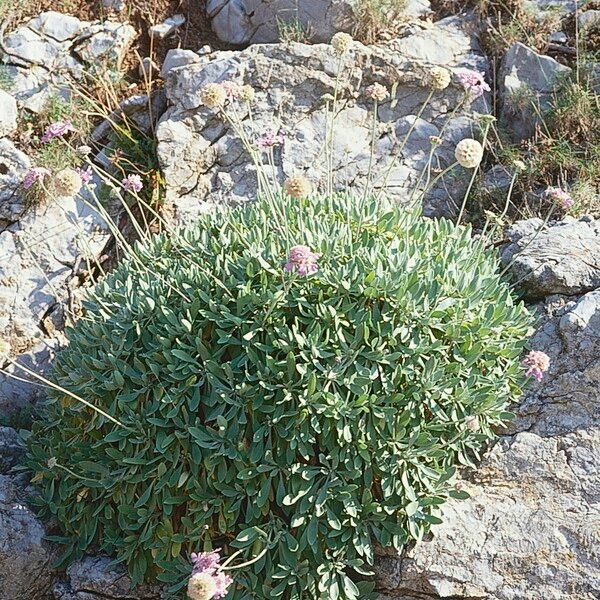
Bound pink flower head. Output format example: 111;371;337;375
222;81;241;99
523;350;550;382
122;174;143;193
457;70;491;99
285;245;320;276
190;549;233;599
191;550;222;575
23;167;51;189
545;186;574;210
41;120;75;143
212;571;233;598
257;130;285;148
76;165;93;185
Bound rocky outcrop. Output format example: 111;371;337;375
157;17;490;224
376;290;600;600
499;42;571;140
206;0;431;45
501;217;600;299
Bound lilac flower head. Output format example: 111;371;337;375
23;167;51;189
257;130;285;148
189;549;232;600
285;245;321;276
222;81;242;100
545;186;574;210
122;174;143;193
522;350;550;382
41;120;75;144
191;549;222;575
212;571;233;599
76;165;93;185
457;70;491;99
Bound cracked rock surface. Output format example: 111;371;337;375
157;16;490;225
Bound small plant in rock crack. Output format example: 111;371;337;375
17;30;552;600
27;191;534;599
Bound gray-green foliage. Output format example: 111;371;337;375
28;194;532;599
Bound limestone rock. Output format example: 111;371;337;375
206;0;431;45
500;42;571;140
0;474;59;599
376;289;600;600
157;17;490;224
501;217;600;298
0;90;18;138
53;556;164;599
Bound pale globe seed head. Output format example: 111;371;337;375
331;32;353;55
54;168;82;197
284;175;312;199
239;84;255;103
187;572;217;600
201;83;227;109
455;138;484;169
428;66;451;91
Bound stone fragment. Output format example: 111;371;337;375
501;217;600;298
148;14;185;40
499;42;571;140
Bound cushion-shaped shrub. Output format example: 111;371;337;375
28;194;532;599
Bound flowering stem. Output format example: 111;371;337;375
220;546;269;571
3;357;130;429
327;56;344;197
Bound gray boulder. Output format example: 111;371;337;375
0;474;59;599
376;289;600;600
501;217;600;299
206;0;431;45
499;42;571;140
157;17;490;224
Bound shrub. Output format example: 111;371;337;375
28;194;532;599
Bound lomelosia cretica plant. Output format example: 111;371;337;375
27;191;532;599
